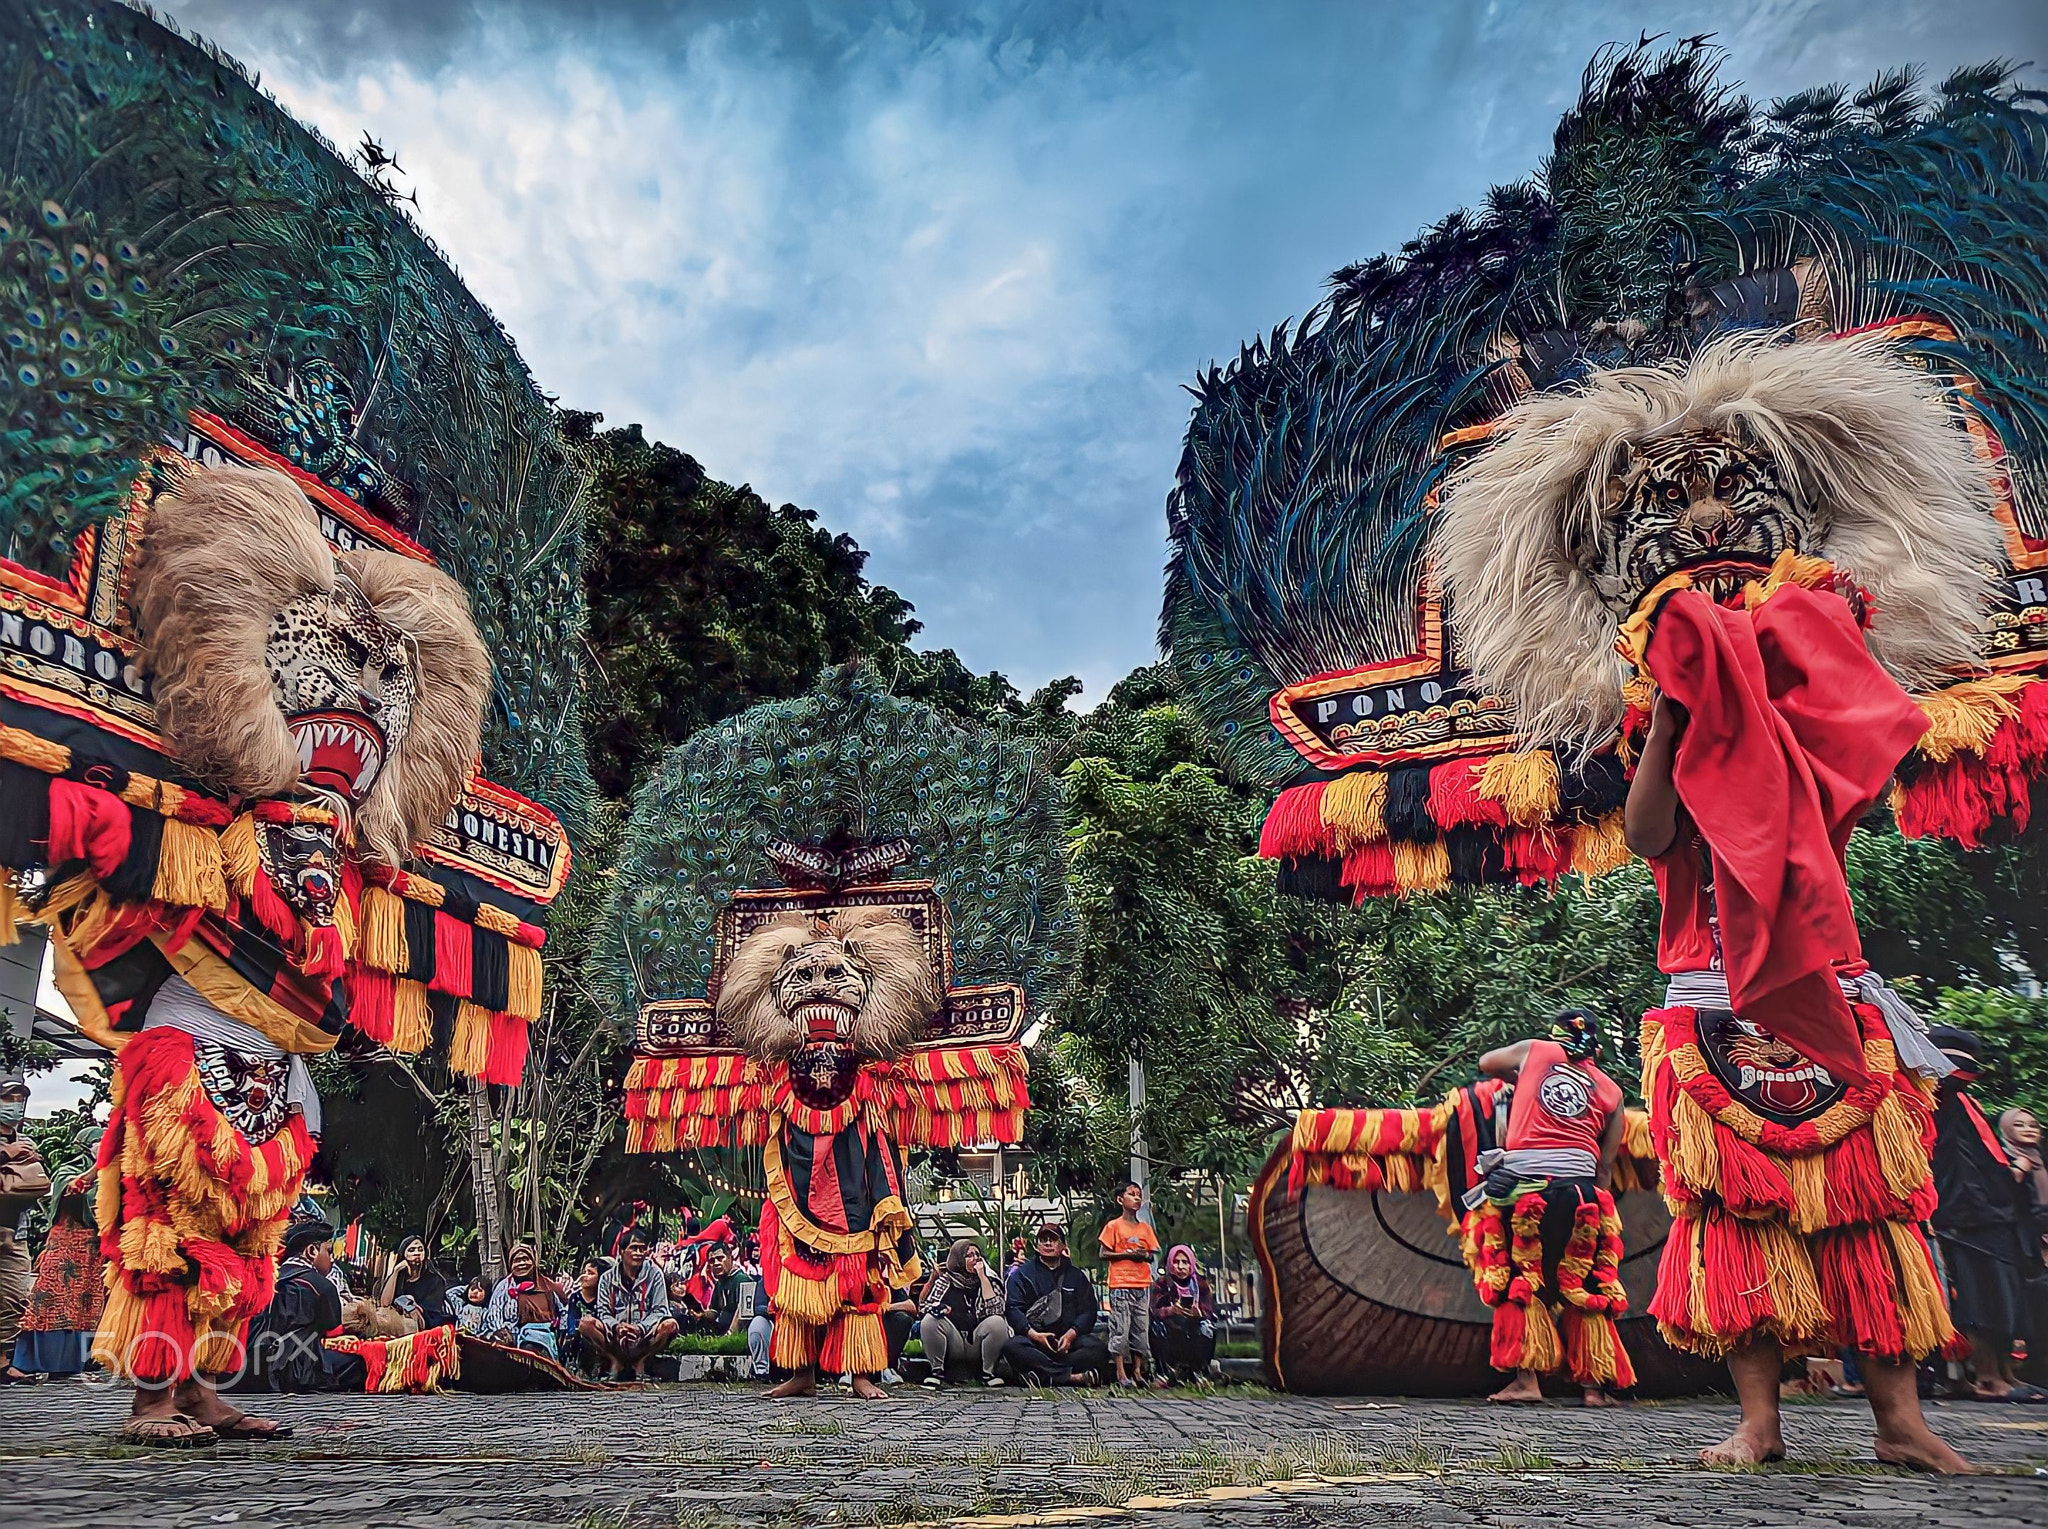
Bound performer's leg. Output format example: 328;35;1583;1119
1862;1357;1972;1474
766;1314;821;1397
1699;1341;1786;1466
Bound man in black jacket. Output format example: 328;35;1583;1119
245;1220;344;1392
1000;1223;1109;1386
1929;1027;2044;1403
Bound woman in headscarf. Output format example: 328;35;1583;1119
8;1123;107;1379
916;1239;1009;1387
2001;1108;2048;1377
1148;1245;1216;1384
485;1242;563;1358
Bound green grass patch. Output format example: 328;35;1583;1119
664;1333;748;1355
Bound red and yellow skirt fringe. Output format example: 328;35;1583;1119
89;1026;312;1385
1641;1002;1955;1363
759;1135;921;1375
324;1325;462;1394
1460;1186;1635;1388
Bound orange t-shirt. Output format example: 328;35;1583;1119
1098;1216;1159;1289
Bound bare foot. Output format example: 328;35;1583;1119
848;1375;889;1400
1488;1374;1544;1405
1581;1388;1621;1408
1874;1432;1975;1474
766;1372;818;1399
1699;1422;1785;1467
1971;1381;2013;1400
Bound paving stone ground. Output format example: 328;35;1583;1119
0;1380;2043;1528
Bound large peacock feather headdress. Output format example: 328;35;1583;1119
1166;40;2048;899
596;663;1074;1025
0;0;592;824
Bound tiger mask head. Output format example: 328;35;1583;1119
1435;330;2004;755
1586;430;1804;608
131;464;490;867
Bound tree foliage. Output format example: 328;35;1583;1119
572;416;922;798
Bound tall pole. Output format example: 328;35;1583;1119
1215;1173;1228;1277
1129;1053;1151;1224
468;1076;506;1283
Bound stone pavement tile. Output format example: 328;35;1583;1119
0;1384;2043;1528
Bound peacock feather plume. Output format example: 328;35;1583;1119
0;0;593;828
595;662;1074;1021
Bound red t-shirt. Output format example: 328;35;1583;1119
1504;1039;1621;1160
1648;824;1720;976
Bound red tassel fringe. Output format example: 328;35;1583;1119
1258;782;1329;859
1895;683;2048;847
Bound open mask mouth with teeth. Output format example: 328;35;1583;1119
288;710;387;803
1698;1010;1847;1125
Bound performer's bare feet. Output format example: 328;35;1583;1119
1873;1433;1975;1474
848;1374;889;1400
1487;1370;1544;1404
1704;1341;1786;1466
766;1371;818;1398
1864;1357;1973;1474
1581;1387;1621;1408
1699;1420;1785;1467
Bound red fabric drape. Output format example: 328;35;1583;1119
1646;585;1926;1085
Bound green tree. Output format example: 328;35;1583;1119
570;415;921;798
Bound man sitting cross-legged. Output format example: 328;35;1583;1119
999;1223;1110;1387
580;1231;679;1381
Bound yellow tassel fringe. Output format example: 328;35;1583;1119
449;1000;492;1077
1320;770;1387;849
1477;750;1560;826
391;980;432;1054
150;818;229;912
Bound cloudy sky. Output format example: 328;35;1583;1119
166;0;2046;703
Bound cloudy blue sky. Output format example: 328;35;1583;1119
168;0;2047;703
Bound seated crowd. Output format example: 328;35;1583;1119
222;1195;1228;1393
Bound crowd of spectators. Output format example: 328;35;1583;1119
227;1186;1229;1392
0;1101;1239;1395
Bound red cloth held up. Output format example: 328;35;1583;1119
1645;586;1927;1087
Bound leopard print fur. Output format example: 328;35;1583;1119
1579;430;1808;612
264;575;415;805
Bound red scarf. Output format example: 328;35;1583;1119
1647;585;1927;1086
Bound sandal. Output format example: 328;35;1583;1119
118;1413;218;1449
213;1415;296;1441
1996;1383;2047;1404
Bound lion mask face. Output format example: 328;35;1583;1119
715;907;940;1102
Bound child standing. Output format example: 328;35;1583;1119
1097;1179;1160;1387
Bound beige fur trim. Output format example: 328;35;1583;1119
340;549;490;867
1434;330;2004;755
131;465;332;801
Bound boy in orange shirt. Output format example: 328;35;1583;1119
1098;1179;1161;1387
